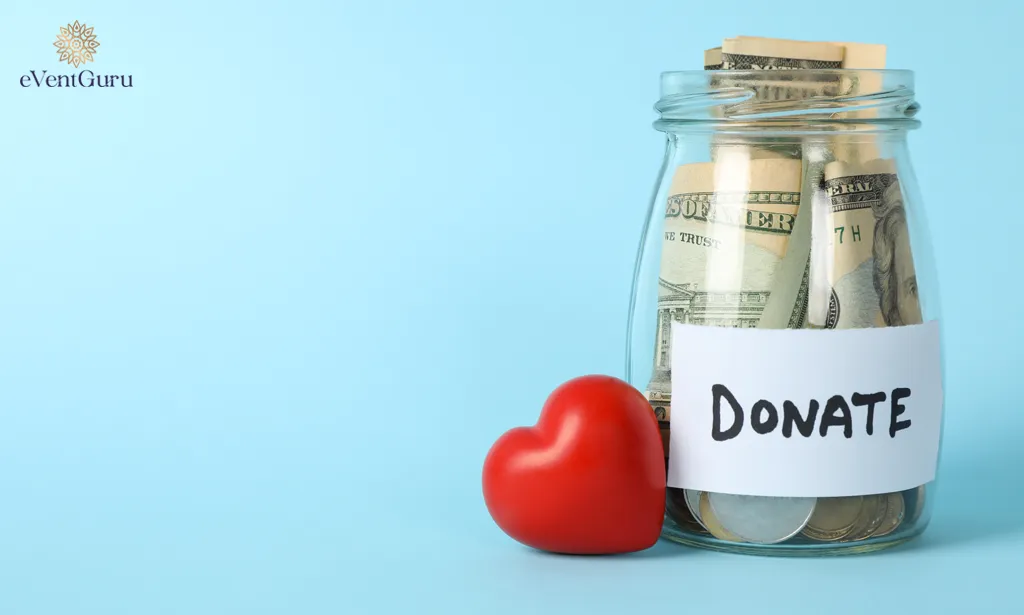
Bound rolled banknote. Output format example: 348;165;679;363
730;36;885;69
721;37;843;70
646;158;804;454
707;37;885;111
814;159;923;328
705;37;883;162
705;47;722;70
822;39;886;162
754;145;836;329
825;40;886;69
704;37;888;296
720;37;849;111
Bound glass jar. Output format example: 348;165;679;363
625;69;944;556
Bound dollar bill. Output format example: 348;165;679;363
755;150;835;329
730;37;885;69
718;37;847;112
646;158;804;446
705;47;722;70
703;37;889;302
721;37;843;70
709;38;847;161
816;159;923;329
828;39;886;162
825;40;886;69
709;37;885;109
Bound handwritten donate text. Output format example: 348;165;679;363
710;383;912;442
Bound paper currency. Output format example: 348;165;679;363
705;37;882;164
826;40;886;69
703;36;890;323
754;148;832;329
707;37;885;112
721;37;843;70
716;37;847;111
729;36;885;69
704;47;722;70
817;159;923;328
645;158;803;428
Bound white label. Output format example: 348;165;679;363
668;321;943;497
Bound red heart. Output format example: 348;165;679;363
482;375;666;554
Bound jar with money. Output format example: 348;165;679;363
625;38;945;555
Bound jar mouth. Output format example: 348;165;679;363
669;68;914;78
655;69;919;131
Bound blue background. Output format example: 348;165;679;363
0;0;1020;613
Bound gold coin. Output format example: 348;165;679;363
869;492;905;538
802;496;864;541
698;491;744;543
844;494;888;541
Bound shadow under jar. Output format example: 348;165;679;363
625;69;944;556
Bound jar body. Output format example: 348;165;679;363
625;70;943;555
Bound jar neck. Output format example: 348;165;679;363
656;121;917;137
655;69;920;135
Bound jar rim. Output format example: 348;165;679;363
655;69;919;129
662;69;914;77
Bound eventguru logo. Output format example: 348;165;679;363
54;20;100;67
20;21;133;88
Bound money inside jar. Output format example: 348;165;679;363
650;35;932;549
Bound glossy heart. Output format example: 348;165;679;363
482;375;666;554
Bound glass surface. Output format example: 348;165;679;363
625;70;944;555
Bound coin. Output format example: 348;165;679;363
684;489;708;530
707;493;817;544
802;496;864;541
698;491;744;542
667;489;711;535
845;494;888;541
869;492;905;538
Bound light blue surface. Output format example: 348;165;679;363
0;1;1020;613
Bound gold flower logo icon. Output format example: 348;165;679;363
54;21;100;68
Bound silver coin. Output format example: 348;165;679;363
708;493;818;544
684;489;708;530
